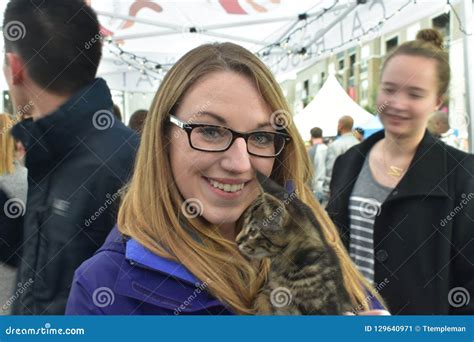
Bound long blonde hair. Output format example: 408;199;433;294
0;113;15;175
118;42;384;314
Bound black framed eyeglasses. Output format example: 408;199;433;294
169;115;291;158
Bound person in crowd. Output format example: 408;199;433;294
112;103;123;122
426;113;441;138
326;29;474;315
3;0;138;314
307;127;327;203
0;113;27;315
128;109;148;135
427;111;462;150
323;115;359;199
353;127;365;142
66;42;386;315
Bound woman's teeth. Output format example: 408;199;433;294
208;179;245;193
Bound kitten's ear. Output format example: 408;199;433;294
261;193;289;226
256;171;287;200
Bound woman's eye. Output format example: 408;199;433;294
409;93;423;99
196;126;225;139
383;88;395;94
250;133;274;146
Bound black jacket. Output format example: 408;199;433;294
327;130;474;315
0;189;23;267
9;78;139;314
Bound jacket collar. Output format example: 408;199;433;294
352;129;449;200
99;227;229;313
125;238;203;287
11;78;113;165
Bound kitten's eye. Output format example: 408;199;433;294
249;227;257;236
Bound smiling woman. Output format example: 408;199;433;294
66;42;385;315
327;29;474;315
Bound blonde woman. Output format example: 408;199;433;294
0;113;27;315
66;43;386;315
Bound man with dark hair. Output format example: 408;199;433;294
2;0;138;314
112;103;123;122
307;127;327;203
128;109;148;135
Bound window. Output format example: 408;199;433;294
303;79;309;100
360;45;370;72
385;36;398;54
349;54;356;78
338;59;344;70
432;13;450;43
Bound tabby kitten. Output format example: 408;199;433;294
236;172;353;315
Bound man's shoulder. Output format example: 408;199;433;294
73;231;125;290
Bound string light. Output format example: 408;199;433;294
105;41;173;85
104;0;470;80
448;1;472;36
267;0;414;71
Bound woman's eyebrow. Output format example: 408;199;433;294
195;111;274;130
195;111;227;124
255;122;273;130
382;82;426;92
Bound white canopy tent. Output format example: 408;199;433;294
0;0;471;149
293;74;374;140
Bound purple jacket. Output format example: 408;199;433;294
66;226;233;315
66;226;385;315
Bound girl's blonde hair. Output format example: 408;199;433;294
118;42;384;314
0;113;15;175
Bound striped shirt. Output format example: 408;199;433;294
349;156;392;284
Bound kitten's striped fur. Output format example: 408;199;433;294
236;173;353;315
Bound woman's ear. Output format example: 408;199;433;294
435;95;445;111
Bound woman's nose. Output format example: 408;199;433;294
386;91;408;110
220;137;252;173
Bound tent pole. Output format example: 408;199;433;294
96;10;182;31
461;0;473;152
201;3;349;31
199;32;269;45
304;3;358;49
